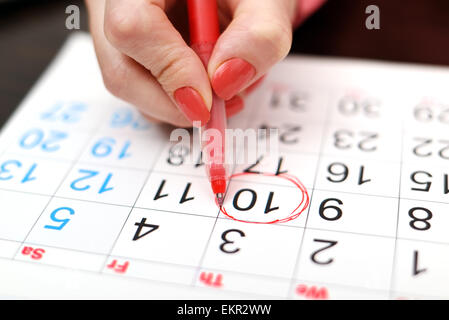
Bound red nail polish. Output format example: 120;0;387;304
212;58;256;100
225;96;244;117
174;87;210;126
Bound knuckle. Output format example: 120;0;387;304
151;47;191;90
104;8;139;48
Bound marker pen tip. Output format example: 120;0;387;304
216;193;224;207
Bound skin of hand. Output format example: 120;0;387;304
85;0;325;127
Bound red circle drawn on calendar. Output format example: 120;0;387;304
219;172;310;224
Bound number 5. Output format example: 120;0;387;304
44;207;75;230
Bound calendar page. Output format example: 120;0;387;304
0;32;448;300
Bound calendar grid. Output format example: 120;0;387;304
387;114;406;299
2;235;447;300
2;34;449;299
8;175;449;206
6;214;449;255
286;91;334;299
11;116;107;259
191;106;255;286
97;139;165;273
2;112;449;298
7;247;447;300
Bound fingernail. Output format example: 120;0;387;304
225;96;244;117
174;87;210;127
212;58;256;100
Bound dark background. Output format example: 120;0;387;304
0;0;448;127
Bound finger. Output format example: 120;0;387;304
86;0;191;127
139;112;161;125
104;0;212;125
209;0;296;100
225;95;244;118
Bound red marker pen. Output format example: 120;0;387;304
187;0;227;206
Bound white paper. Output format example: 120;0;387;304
0;32;448;299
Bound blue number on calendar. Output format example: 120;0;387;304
19;129;67;152
110;108;151;130
91;137;131;159
41;102;87;123
70;169;114;194
0;160;37;183
44;207;75;230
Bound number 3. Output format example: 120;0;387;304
220;229;245;254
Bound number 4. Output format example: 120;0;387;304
133;218;159;241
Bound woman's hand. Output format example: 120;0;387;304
85;0;325;127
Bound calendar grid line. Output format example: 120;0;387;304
4;145;448;178
11;214;449;262
6;249;446;300
0;151;154;173
2;182;449;208
0;236;401;288
100;267;284;300
388;114;406;300
287;92;334;299
9;248;440;300
14;240;108;257
190;141;244;286
11;117;108;260
0;104;40;157
190;100;260;287
97;140;166;273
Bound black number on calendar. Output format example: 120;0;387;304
410;171;432;192
259;124;301;145
289;93;308;112
275;157;288;175
167;144;190;166
232;189;279;214
408;207;432;231
414;104;449;124
327;163;348;183
326;163;371;185
194;151;204;168
338;96;380;118
133;218;159;241
410;171;449;194
319;198;343;221
220;229;246;254
413;250;427;276
243;156;263;174
333;130;378;152
310;239;338;265
412;138;449;160
270;91;307;112
243;155;287;175
153;179;195;204
279;125;301;145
